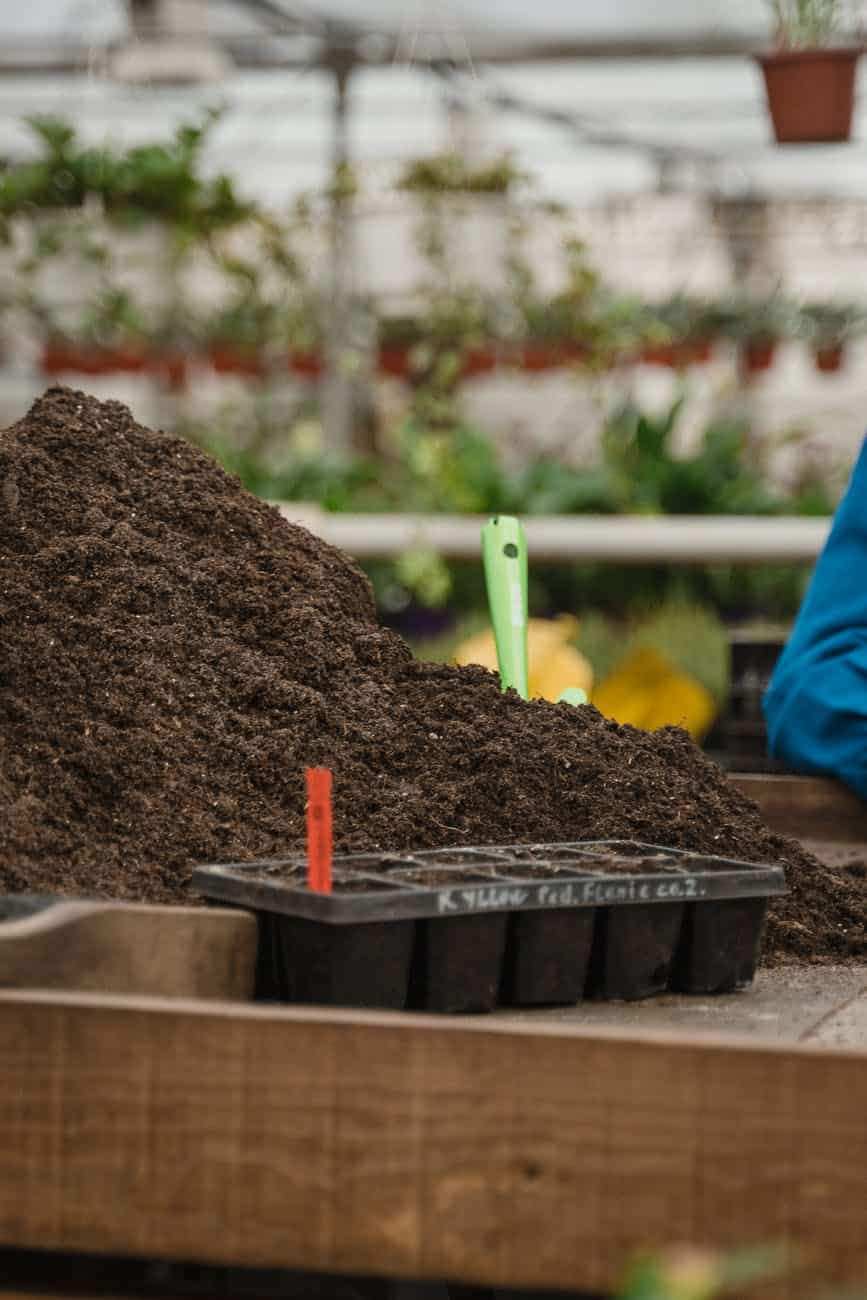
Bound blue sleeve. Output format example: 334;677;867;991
764;435;867;799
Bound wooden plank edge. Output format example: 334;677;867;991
0;992;864;1297
0;988;866;1058
729;772;867;842
0;906;257;1001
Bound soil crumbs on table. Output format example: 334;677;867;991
0;388;863;964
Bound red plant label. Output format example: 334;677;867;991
306;767;333;894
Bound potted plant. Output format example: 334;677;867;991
505;235;600;371
583;292;647;368
145;299;199;390
376;315;493;382
84;285;149;372
410;289;497;390
104;111;255;317
461;343;498;377
377;316;420;379
799;300;864;371
207;265;276;378
391;152;524;297
0;116;107;229
1;119;120;313
720;295;793;374
25;295;80;376
14;208;109;335
288;348;324;379
686;300;732;364
3;112;256;340
757;1;861;143
38;334;96;376
29;284;147;376
511;297;584;370
397;152;523;198
643;296;719;368
104;110;253;235
284;294;326;379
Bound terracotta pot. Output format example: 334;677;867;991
147;352;188;391
112;345;148;374
41;342;121;375
562;341;590;365
742;340;777;374
668;338;714;368
756;48;860;144
378;345;412;378
40;342;75;375
686;338;714;365
461;346;497;377
288;350;324;378
82;352;115;375
814;343;845;373
641;342;676;368
669;343;695;369
210;344;265;378
517;343;567;372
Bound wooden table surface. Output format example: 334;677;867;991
0;773;863;1299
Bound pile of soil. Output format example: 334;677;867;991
0;387;863;963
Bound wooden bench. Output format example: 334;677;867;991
0;773;863;1298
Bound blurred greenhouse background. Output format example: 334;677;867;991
3;0;867;757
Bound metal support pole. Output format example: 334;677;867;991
321;42;356;456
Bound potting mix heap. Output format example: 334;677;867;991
0;388;863;963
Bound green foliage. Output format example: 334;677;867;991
395;420;508;513
393;547;453;609
621;602;730;702
77;285;147;347
397;152;524;194
207;280;278;352
799;301;866;346
601;402;783;515
0;109;252;235
193;395;834;619
620;1244;790;1300
770;0;842;47
6;114;864;379
106;114;253;232
508;458;622;515
325;160;359;203
198;396;838;524
713;293;798;344
212;441;389;513
650;294;720;344
0;116;108;218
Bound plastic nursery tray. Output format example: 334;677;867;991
193;841;786;1015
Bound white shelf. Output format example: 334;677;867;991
277;507;831;564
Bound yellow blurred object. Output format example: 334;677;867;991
454;614;594;702
591;647;717;741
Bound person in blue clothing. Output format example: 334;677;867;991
764;437;867;800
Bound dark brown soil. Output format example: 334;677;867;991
0;387;864;964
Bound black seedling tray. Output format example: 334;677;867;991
193;840;786;1014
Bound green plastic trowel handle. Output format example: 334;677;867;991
482;515;529;700
558;687;588;706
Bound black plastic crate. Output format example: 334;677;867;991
193;841;786;1014
712;632;788;773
